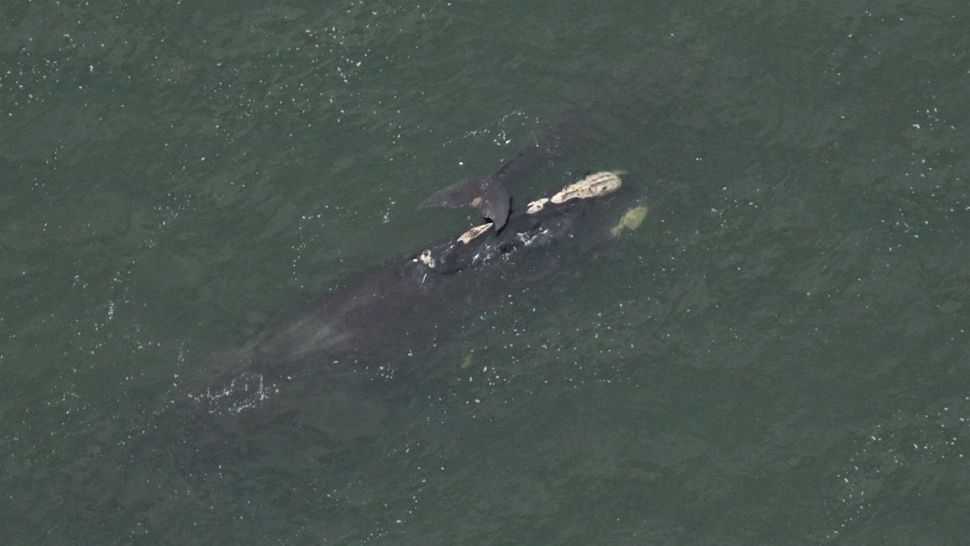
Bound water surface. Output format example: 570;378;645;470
2;1;969;544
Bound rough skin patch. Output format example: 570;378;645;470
419;249;436;268
610;204;649;238
526;197;550;214
457;222;493;244
550;170;624;204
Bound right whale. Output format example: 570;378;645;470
189;168;643;419
104;168;646;520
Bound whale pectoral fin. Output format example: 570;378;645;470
481;179;510;231
420;175;511;231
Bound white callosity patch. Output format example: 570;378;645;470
457;223;494;244
526;198;550;214
526;171;623;214
527;170;624;215
550;170;624;204
418;249;436;268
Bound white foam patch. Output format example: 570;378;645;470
821;394;970;541
188;371;278;415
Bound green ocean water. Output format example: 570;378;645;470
2;1;969;544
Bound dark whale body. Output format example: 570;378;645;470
125;172;641;489
191;174;639;418
70;171;645;534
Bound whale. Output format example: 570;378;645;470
182;169;645;420
113;165;648;508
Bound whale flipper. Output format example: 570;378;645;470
422;117;576;231
420;174;510;231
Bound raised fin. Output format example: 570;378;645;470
420;175;510;231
